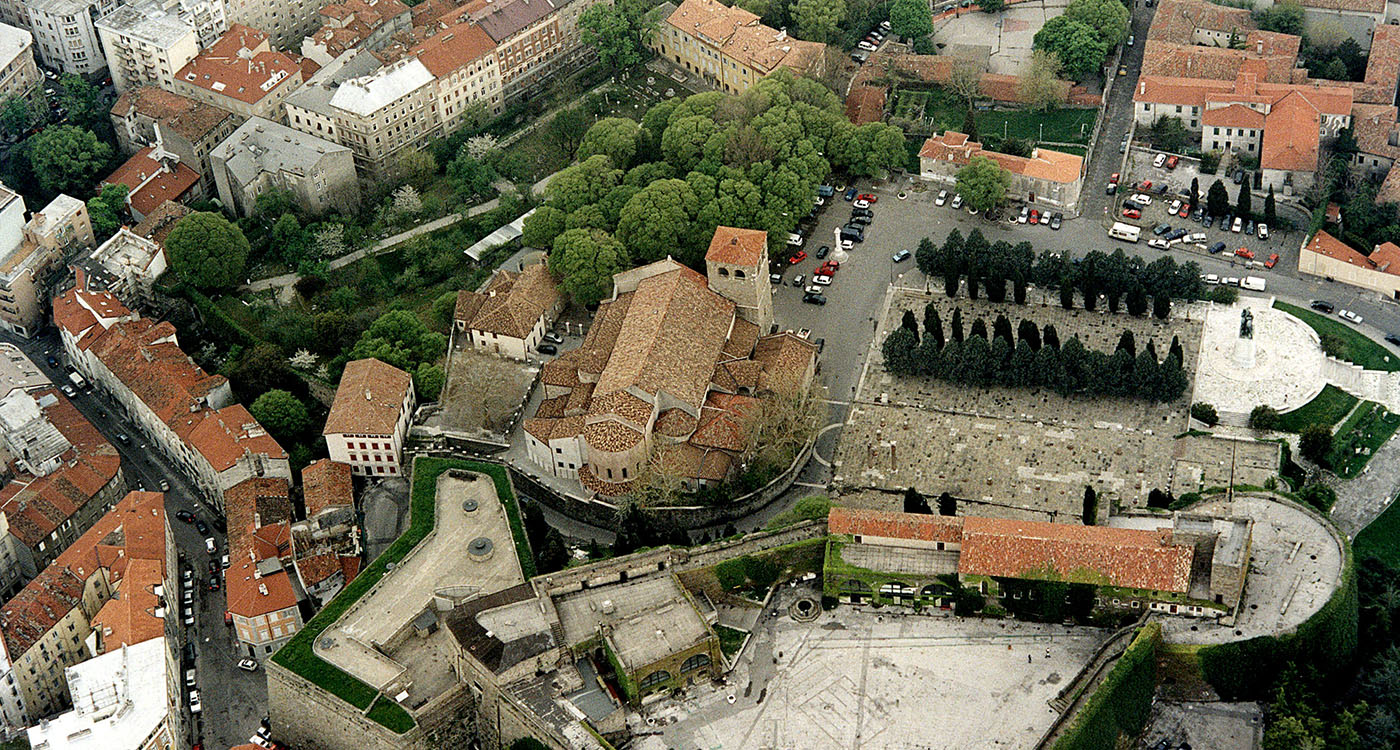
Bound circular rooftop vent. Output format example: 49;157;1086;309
468;537;494;562
462;499;479;512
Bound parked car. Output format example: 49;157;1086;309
1051;213;1062;230
1139;180;1153;191
61;385;75;397
1168;200;1182;214
1265;253;1280;268
1258;223;1269;239
1166;228;1188;241
853;199;870;209
1018;206;1029;223
185;668;196;688
1386;334;1400;347
851;206;873;218
1153;223;1171;236
183;608;194;626
1039;210;1050;225
815;245;830;259
1310;300;1336;313
1165;155;1179;169
1106;182;1117;195
543;331;563;344
1235;247;1254;259
1130;193;1152;206
537;343;557;355
802;292;826;305
1233;169;1245;184
1232;216;1243;233
1028;208;1040;224
935;190;948;206
858;41;877;51
951;194;963;209
1244;219;1255;235
812;274;832;286
844;187;858;201
176;510;195;523
1153;153;1167;168
204;537;215;554
1203;215;1215;228
786;232;804;246
1192;207;1204;222
1122;207;1142;219
1203;273;1220;284
1208;241;1227;254
792;274;805;287
208;575;221;591
858;193;877;203
1148;238;1170;250
189;691;201;713
892;249;911;262
769;272;783;284
194;519;209;535
1185;233;1206;244
787;250;806;264
237;659;259;672
1339;309;1364;323
1178;203;1191;218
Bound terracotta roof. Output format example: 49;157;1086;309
295;551;343;586
458;263;560;339
1146;0;1254;45
1303;229;1400;275
302;458;353;517
654;407;697;438
1357;24;1400;106
706;226;767;267
0;389;122;548
828;506;964;543
919;131;1082;184
324;358;413;436
845;86;887;125
224;476;291;558
0;491;166;658
521;414;584;443
1136;72;1351;115
411;21;495;76
577;463;631;496
665;0;824;76
88;556;164;652
754;332;817;395
1350;103;1400;157
464;0;560;42
690;391;757;452
1373;241;1400;268
1202;103;1265;129
87;318;227;424
1260;91;1320;172
582;420;644;452
311;0;411;57
224;556;298;618
109;86;237;144
253;520;291;561
51;283;132;351
173;403;288;473
175;25;302;105
103;147;200;218
958;516;1194;593
131;200;192;246
1293;0;1383;12
722;317;760;359
654;441;731;481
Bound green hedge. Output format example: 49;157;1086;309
366;696;415;733
1197;536;1357;699
271;457;532;731
1051;623;1162;750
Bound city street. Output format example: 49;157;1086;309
0;329;265;750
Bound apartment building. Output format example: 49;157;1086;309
96;7;201;94
24;0;121;76
0;24;40;110
102;144;204;222
210;116;359;216
223;476;303;658
224;0;325;50
412;22;502;131
0;491;171;733
291;458;359;608
110;86;241;189
0;381;125;601
323;357;414;477
172;24;306;122
0;191;95;338
454;261;562;361
53;276;291;510
23;638;178;750
655;0;826;95
72;226;169;309
468;0;563;99
300;0;411;66
283;47;379;146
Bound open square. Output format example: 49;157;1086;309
432;347;538;439
931;1;1070;75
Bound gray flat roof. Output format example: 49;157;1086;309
555;575;711;673
96;5;194;45
212;116;348;187
287;49;382;116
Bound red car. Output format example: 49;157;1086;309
1178;204;1190;218
1139;180;1153;191
1122;207;1142;219
818;261;839;275
1165;155;1180;169
1265;253;1280;268
1028;209;1040;224
1235;247;1254;260
787;250;806;264
857;193;878;203
1109;172;1120;184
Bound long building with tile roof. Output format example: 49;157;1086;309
918;131;1084;212
523;229;816;495
454;261;563;361
54;271;290;512
223;476;305;659
323;358;415;477
0;491;172;733
171;24;307;122
654;0;825;95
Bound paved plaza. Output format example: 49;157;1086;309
1142;702;1263;750
636;606;1106;750
932;1;1069;75
836;289;1203;517
1192;297;1329;417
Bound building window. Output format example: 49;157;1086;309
680;653;711;673
639;669;672;690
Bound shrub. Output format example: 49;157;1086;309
1250;404;1281;431
1191;402;1220;426
1298;483;1337;512
1299;424;1333;465
1051;624;1161;750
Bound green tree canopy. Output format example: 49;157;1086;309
578;117;641;170
1257;0;1305;35
86;183;128;241
1207;179;1231;217
838;122;907;176
889;0;933;40
550;228;631;306
165;211;251;290
1064;0;1129;47
346;312;446;373
544;154;622;214
794;0;845;42
956;155;1011;212
249;389;310;441
522;205;567;248
29;125;113;197
0;96;33;139
1033;16;1110;79
1148;115;1190;153
579;0;654;70
1299;424;1333;465
447;147;497;201
414;362;445;401
616;178;700;263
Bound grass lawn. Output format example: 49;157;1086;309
1277;385;1360;433
1326;401;1400;478
891;87;1097;147
715;624;748;659
1274;301;1400;371
1355;492;1400;566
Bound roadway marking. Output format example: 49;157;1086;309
810;422;843;467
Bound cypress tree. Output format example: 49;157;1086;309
1017;319;1041;350
901;309;919;334
1153;295;1171;320
1043;324;1061;350
993;314;1013;343
1014;279;1027;304
1126;284;1148;316
1082;486;1098;525
951;308;965;343
1059;280;1075;310
967;275;980;300
970;319;988;339
1169;335;1184;365
1116;329;1136;356
924;304;945;349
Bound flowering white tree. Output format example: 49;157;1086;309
466;134;498;160
393;185;423;216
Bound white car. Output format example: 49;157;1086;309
935;190;948;206
1222;277;1241;287
1130;193;1152;206
1148;238;1170;250
182;589;192;605
951;194;964;209
204;537;215;554
1339;309;1364;324
1257;223;1269;239
185;668;196;688
189;690;202;714
1168;199;1182;214
812;197;825;207
812;274;832;286
804;284;823;294
248;737;272;750
1232;216;1243;233
858;41;877;51
786;233;804;246
183;608;194;626
237;658;259;672
853;199;870;209
838;239;854;251
1017;206;1029;223
1185;233;1206;244
1153;153;1167;168
1202;273;1220;285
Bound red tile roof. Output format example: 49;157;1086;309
52;282;132;351
845;86;887;125
919;131;1083;184
109;86;237;144
412;21;495;76
456;263;560;339
324;358;413;437
302;458;353;517
224;556;298;618
175;24;302;105
224;476;291;559
958;516;1193;593
295;551;343;586
1304;229;1400;275
0;491;166;658
1260;91;1321;172
706;226;768;267
103;147;201;218
172;403;287;472
0;389;122;548
1202;103;1265;129
828;506;964;543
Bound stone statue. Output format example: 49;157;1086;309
1240;308;1254;340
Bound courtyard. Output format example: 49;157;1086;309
834;288;1205;517
931;0;1070;75
634;601;1107;750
